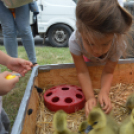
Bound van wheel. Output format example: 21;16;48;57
48;24;72;47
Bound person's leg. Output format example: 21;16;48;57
15;5;37;64
0;109;10;134
1;109;10;132
0;1;18;58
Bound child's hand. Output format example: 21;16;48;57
85;97;97;117
6;58;32;76
0;71;19;95
98;91;112;114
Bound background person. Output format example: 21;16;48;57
69;0;132;117
0;1;39;67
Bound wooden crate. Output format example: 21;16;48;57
11;59;134;134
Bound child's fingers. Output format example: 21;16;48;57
21;70;26;76
24;65;32;70
85;102;89;117
18;59;32;67
18;66;30;73
18;69;28;76
8;76;19;83
105;105;112;114
22;61;32;69
102;100;109;110
25;60;33;67
3;71;12;77
100;97;109;109
99;97;104;108
6;76;19;90
89;101;96;113
93;100;97;107
85;99;97;118
104;101;112;114
19;65;32;76
89;102;92;111
22;68;31;75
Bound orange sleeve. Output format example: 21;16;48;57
9;9;15;18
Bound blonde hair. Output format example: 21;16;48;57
76;0;133;57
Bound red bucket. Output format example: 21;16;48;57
44;85;85;113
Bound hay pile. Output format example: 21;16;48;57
36;83;134;134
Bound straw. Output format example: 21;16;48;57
36;83;134;134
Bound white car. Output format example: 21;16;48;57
124;0;134;15
0;0;76;47
31;0;76;47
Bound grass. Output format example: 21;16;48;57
0;45;73;129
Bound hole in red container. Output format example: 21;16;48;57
77;89;82;92
76;94;82;99
65;97;73;103
62;87;69;90
46;92;52;97
50;87;56;90
52;97;59;102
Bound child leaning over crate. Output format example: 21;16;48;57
0;50;32;133
69;0;133;117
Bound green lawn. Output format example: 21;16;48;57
0;45;73;128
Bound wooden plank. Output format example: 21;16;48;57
38;63;134;89
38;68;79;89
21;63;134;133
21;78;39;134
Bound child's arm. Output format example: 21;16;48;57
98;60;117;114
0;50;32;76
0;50;11;66
71;53;96;116
6;58;32;76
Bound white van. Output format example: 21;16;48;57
31;0;77;47
0;0;76;47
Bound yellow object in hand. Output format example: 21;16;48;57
6;75;16;80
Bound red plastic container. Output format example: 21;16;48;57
44;85;85;113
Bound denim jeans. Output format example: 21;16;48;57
0;109;10;134
0;1;37;64
29;1;39;14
